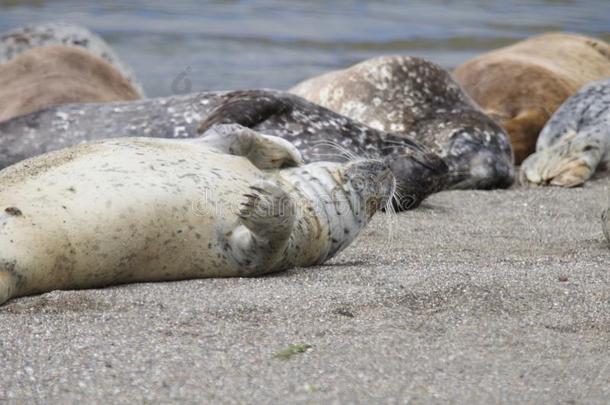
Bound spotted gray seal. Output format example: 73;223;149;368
520;78;610;187
454;33;610;164
0;125;395;305
0;22;144;96
290;55;515;190
0;89;446;210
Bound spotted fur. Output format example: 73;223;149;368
0;129;395;305
520;78;610;187
0;89;445;210
290;55;515;190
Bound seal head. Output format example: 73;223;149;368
414;111;515;189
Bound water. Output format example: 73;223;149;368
1;0;609;97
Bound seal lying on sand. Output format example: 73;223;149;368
0;22;143;95
290;55;514;190
0;125;395;305
0;89;446;210
0;45;141;122
520;79;610;187
454;32;610;164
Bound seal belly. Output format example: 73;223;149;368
0;138;261;299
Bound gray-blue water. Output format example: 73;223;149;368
1;0;609;97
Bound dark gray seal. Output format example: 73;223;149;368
0;22;143;96
0;89;447;210
521;78;610;187
290;55;515;190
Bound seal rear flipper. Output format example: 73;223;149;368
199;123;304;169
198;90;293;134
227;181;296;275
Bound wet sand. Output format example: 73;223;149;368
1;178;608;403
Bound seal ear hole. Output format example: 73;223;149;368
582;145;595;152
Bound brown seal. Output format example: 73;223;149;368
454;32;610;164
0;45;141;122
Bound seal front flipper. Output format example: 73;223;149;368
225;181;296;275
520;133;606;187
200;123;304;169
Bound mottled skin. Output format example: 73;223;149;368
410;110;514;189
0;22;144;96
290;55;514;190
0;45;141;122
521;79;610;187
0;127;395;305
0;89;446;210
454;33;610;164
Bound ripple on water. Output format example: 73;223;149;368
0;0;608;96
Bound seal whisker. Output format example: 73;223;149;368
312;140;360;160
310;152;351;162
383;177;399;247
311;146;354;161
380;140;417;148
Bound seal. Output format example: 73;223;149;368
0;22;143;95
0;125;395;305
520;79;610;187
0;89;446;210
290;55;514;190
454;32;610;164
0;45;141;122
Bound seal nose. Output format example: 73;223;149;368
469;151;515;189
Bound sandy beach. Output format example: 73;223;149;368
0;177;608;403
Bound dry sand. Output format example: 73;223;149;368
1;178;609;404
